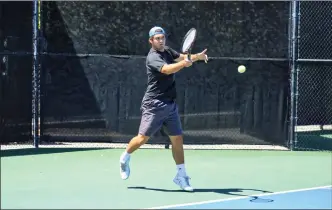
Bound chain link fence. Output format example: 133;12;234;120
294;1;332;151
298;1;332;60
1;1;331;151
31;1;290;150
0;2;33;146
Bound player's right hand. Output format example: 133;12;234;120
183;55;193;67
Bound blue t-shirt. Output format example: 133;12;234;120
142;46;180;104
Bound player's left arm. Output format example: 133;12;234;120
174;53;200;62
174;53;187;62
174;49;208;63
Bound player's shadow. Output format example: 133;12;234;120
128;187;275;203
128;187;273;197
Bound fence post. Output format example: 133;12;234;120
32;0;41;148
289;0;299;151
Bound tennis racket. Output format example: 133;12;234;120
181;28;197;62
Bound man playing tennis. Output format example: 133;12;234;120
119;26;208;191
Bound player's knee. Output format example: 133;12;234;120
169;135;183;144
175;135;183;141
136;134;149;145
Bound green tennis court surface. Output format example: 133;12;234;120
1;148;331;209
296;124;332;150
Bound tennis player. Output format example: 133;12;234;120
119;26;208;191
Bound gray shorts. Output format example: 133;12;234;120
138;99;183;137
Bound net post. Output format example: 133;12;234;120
32;0;40;148
289;0;299;151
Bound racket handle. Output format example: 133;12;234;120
187;53;191;61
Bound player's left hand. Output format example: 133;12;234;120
197;49;208;63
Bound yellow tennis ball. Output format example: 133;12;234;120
238;65;246;73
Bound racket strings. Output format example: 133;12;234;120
181;28;197;53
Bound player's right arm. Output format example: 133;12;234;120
148;53;192;75
160;59;192;75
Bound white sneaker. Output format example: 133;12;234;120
120;157;130;180
173;175;194;192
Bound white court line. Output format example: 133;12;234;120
146;185;332;209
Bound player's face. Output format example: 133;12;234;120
150;34;166;51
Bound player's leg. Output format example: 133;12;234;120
125;134;150;154
164;102;193;191
119;104;165;180
169;135;185;164
169;135;190;178
119;134;149;180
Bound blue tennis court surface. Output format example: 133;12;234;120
149;186;332;209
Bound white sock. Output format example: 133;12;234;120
120;151;130;163
176;164;187;177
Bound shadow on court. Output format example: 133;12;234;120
0;147;109;157
128;186;273;196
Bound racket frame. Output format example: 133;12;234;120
181;28;197;61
